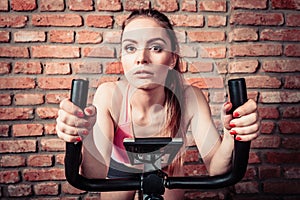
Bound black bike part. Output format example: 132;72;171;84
64;78;251;191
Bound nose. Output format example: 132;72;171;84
135;48;149;65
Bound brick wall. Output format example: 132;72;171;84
0;0;299;199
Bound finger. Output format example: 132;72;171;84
230;122;260;136
56;119;89;136
235;131;259;142
60;98;85;118
84;105;97;117
56;125;82;143
221;102;233;130
233;99;257;118
57;109;89;128
230;112;259;127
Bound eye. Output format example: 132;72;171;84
124;45;136;53
148;44;163;53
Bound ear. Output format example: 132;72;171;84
169;53;178;69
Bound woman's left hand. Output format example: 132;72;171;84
222;99;260;141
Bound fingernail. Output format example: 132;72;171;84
82;130;89;135
76;111;85;118
86;108;93;115
233;112;240;118
230;130;237;135
76;137;82;142
229;123;236;128
236;136;241;141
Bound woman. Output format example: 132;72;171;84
56;9;260;200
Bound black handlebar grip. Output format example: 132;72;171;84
70;79;89;110
228;78;248;114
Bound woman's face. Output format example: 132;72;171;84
121;17;177;90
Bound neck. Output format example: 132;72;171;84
129;85;165;112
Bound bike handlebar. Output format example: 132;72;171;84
65;78;250;191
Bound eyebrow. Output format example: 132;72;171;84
122;37;168;45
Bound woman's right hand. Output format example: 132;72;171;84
56;98;97;143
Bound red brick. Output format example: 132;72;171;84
0;94;11;106
40;138;65;151
189;62;213;73
0;170;20;183
12;124;43;137
282;106;300;118
154;0;178;12
27;155;53;167
179;45;197;58
170;15;204;27
230;12;284;26
234;181;259;194
44;123;57;135
45;93;69;104
11;0;36;11
251;135;281;148
199;0;226;12
184;148;199;163
266;152;300;164
32;14;82;27
258;107;279;119
0;108;34;120
0;77;35;89
37;77;73;90
0;30;9;42
228;28;258;42
104;61;124;74
44;62;71;75
34;182;59;195
0;46;29;58
228;59;259;73
260;91;300;103
124;0;150;11
260;121;275;134
0;62;11;74
186;77;224;89
284;167;300;179
182;0;197;12
14;61;42;74
23;168;65;181
245;76;281;88
286;13;300;26
261;29;300;41
32;46;80;58
7;184;32;197
40;0;65;11
73;62;102;74
263;181;300;194
62;182;85;194
0;125;9;137
0;0;8;10
14;31;45;42
183;164;208;176
229;44;282;57
103;30;121;43
188;31;225;42
69;0;93;11
0;140;36;153
279;120;300;134
271;0;300;9
231;0;268;9
82;46;115;58
56;154;65;165
284;75;300;89
0;14;27;28
282;137;300;149
0;155;25;167
86;15;113;28
285;44;300;57
262;59;300;72
97;0;122;11
49;30;74;43
259;166;281;179
36;107;59;119
77;30;102;44
249;151;261;164
201;46;226;58
207;15;226;27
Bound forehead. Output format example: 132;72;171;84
122;18;170;42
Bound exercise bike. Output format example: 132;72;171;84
65;78;250;200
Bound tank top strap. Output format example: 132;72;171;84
122;84;130;123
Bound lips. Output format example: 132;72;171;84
133;69;154;77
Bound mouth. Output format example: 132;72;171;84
133;69;154;77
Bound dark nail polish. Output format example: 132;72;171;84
230;130;237;135
236;136;241;141
229;123;236;128
233;112;240;118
